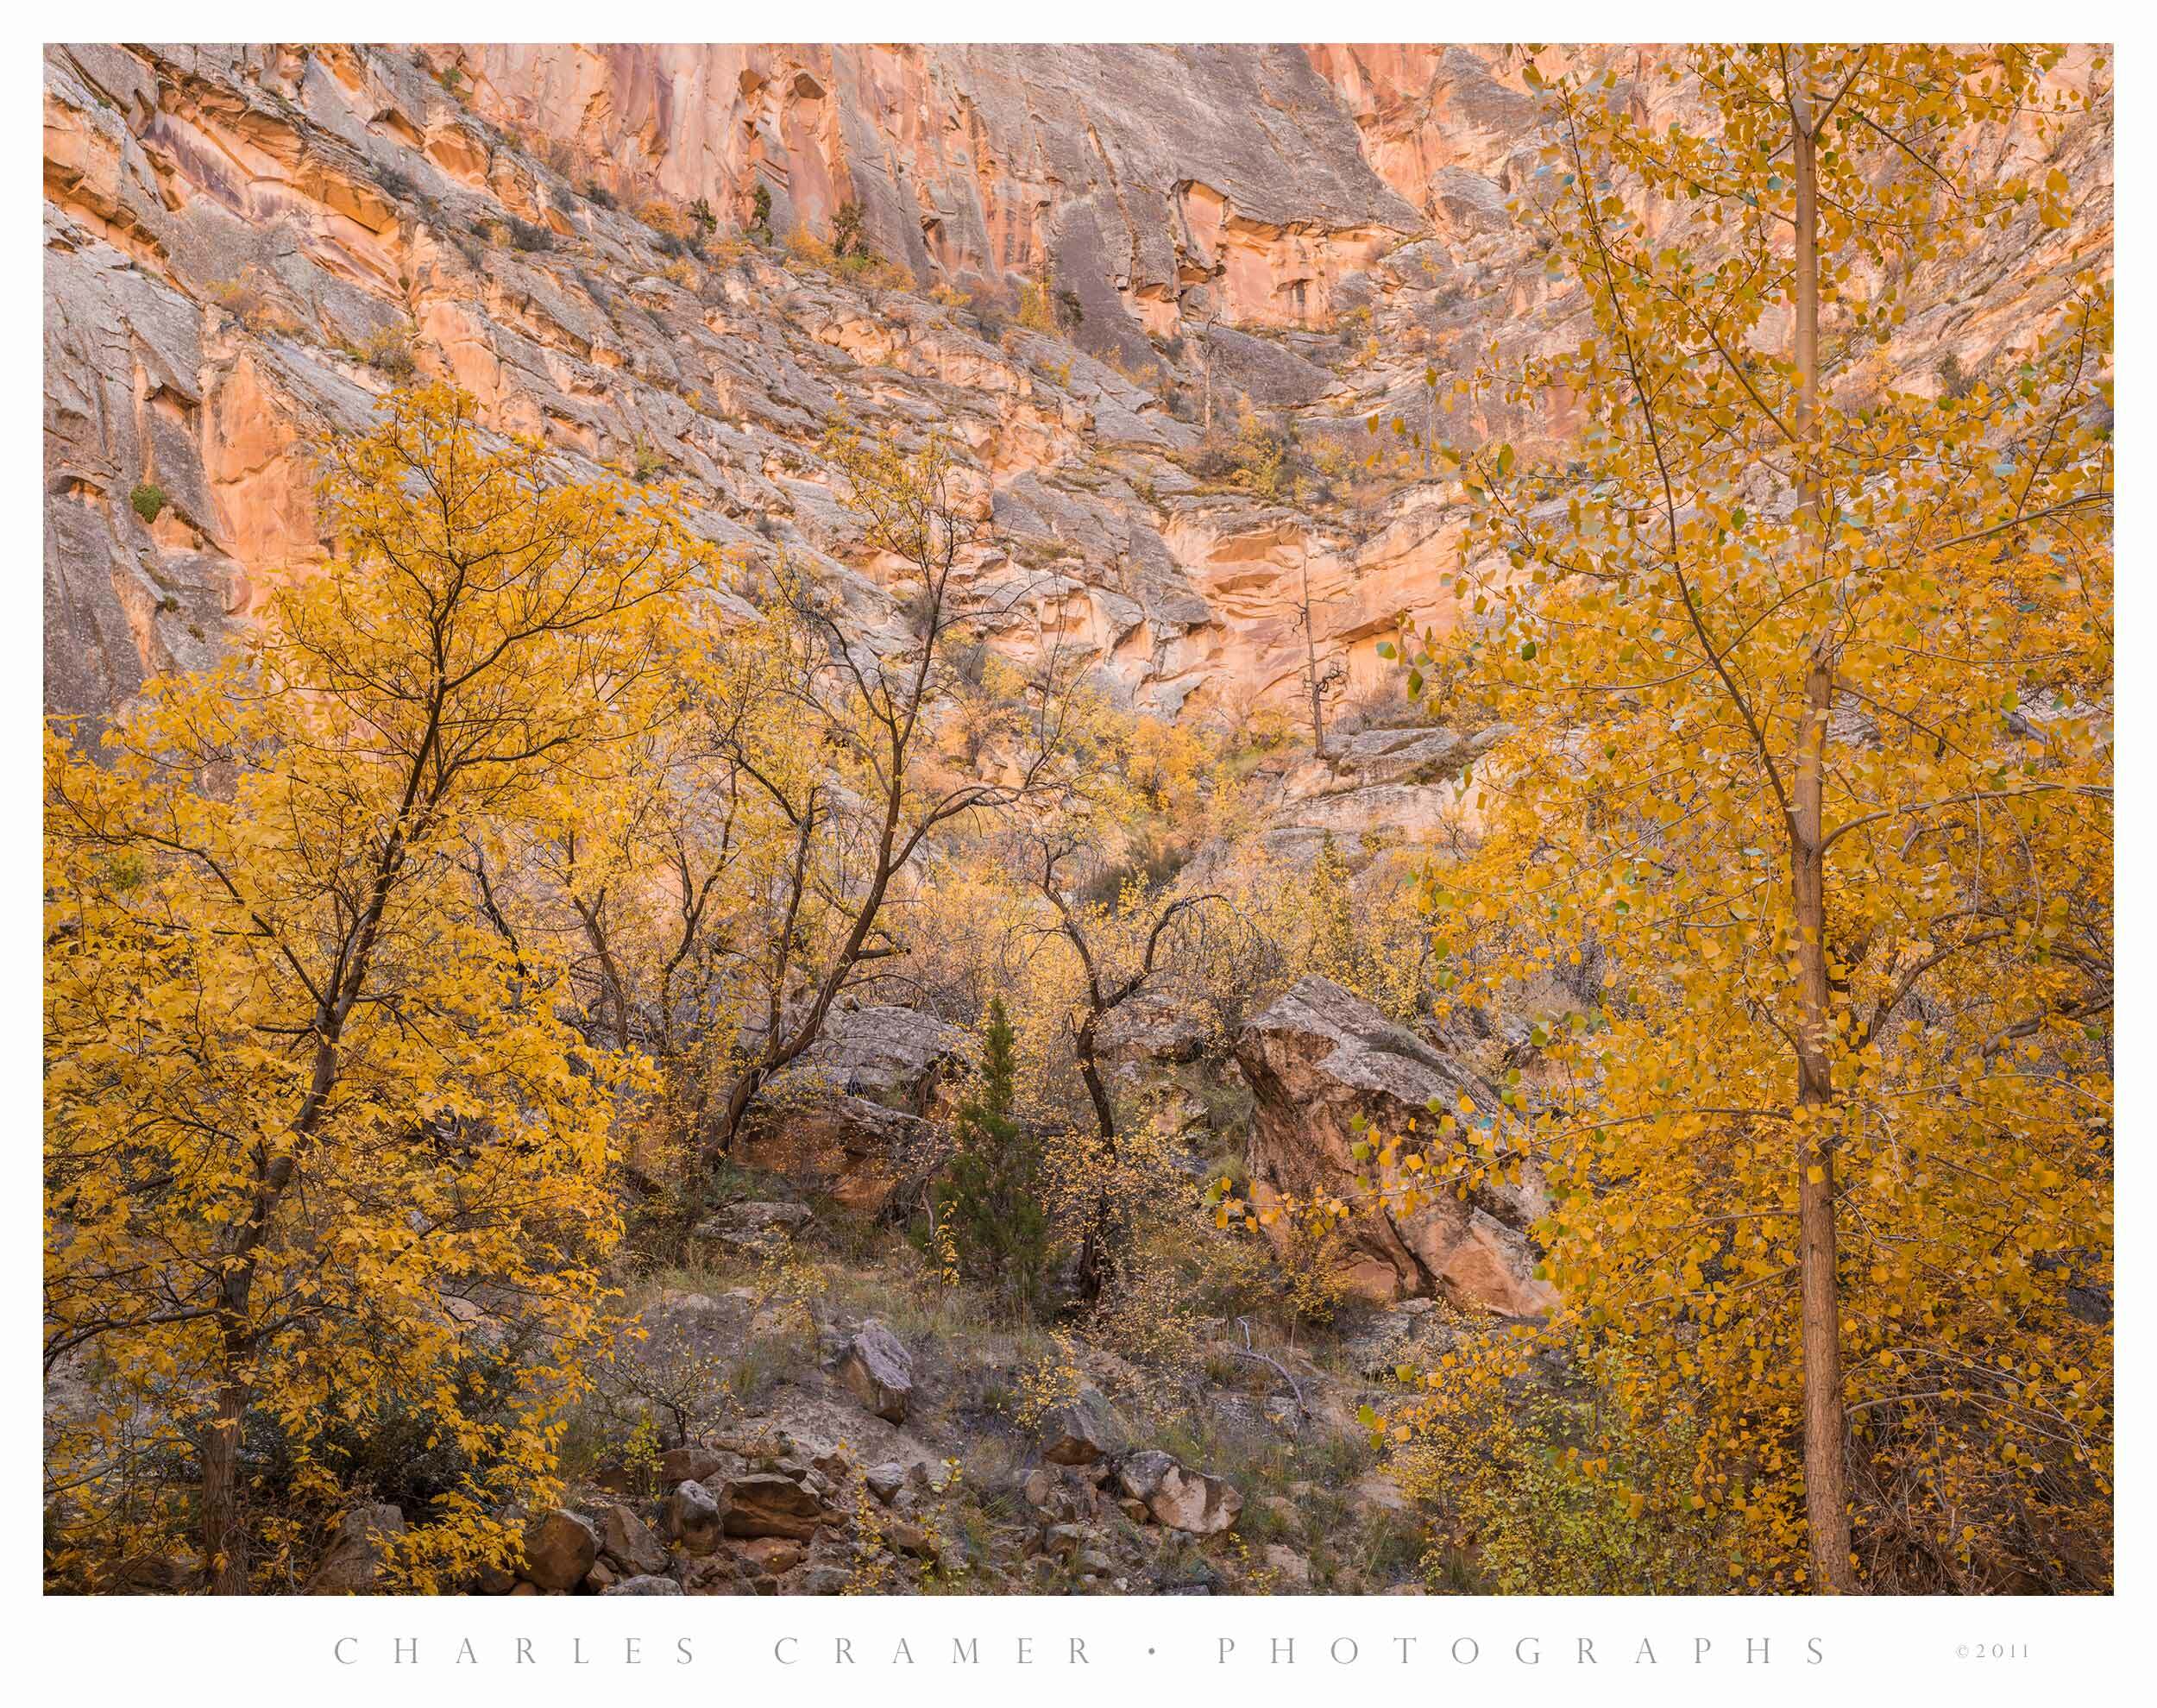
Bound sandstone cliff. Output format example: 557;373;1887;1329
44;41;2110;757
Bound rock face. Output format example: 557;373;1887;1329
42;41;2107;766
835;1321;915;1423
1236;976;1555;1315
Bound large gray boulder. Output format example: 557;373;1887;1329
597;1504;671;1577
664;1479;723;1557
738;1006;972;1212
836;1320;915;1423
767;1005;973;1114
1116;1450;1242;1535
1234;976;1554;1316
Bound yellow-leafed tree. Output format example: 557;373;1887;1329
1387;47;2111;1592
44;386;714;1592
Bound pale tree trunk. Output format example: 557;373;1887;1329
1300;551;1329;759
1788;68;1857;1595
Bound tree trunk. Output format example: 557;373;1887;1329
200;1273;255;1594
1789;80;1857;1595
1300;552;1328;759
1072;1014;1117;1302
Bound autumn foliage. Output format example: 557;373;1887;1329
1377;46;2112;1592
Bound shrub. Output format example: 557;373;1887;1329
831;199;867;258
129;483;166;524
620;436;670;483
749;183;773;242
783;225;836;270
505;216;553;253
1016;281;1058;334
638;200;693;242
355;325;418;379
928;1000;1049;1321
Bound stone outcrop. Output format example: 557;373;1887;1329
43;41;2108;776
738;1006;972;1211
1236;975;1555;1315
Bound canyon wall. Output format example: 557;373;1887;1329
44;42;2110;747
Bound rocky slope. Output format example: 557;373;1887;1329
44;42;2107;769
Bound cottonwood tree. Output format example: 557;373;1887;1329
44;386;708;1592
1388;47;2110;1592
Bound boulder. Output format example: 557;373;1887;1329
598;1504;671;1577
665;1479;723;1556
603;1574;683;1595
1262;1544;1312;1589
520;1509;599;1592
717;1472;827;1541
864;1461;909;1504
770;1004;974;1113
737;1007;972;1212
1235;976;1555;1316
1037;1385;1118;1465
680;1554;751;1595
1116;1450;1242;1535
733;1536;806;1576
308;1504;405;1593
658;1443;730;1485
836;1320;915;1422
1097;991;1217;1138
